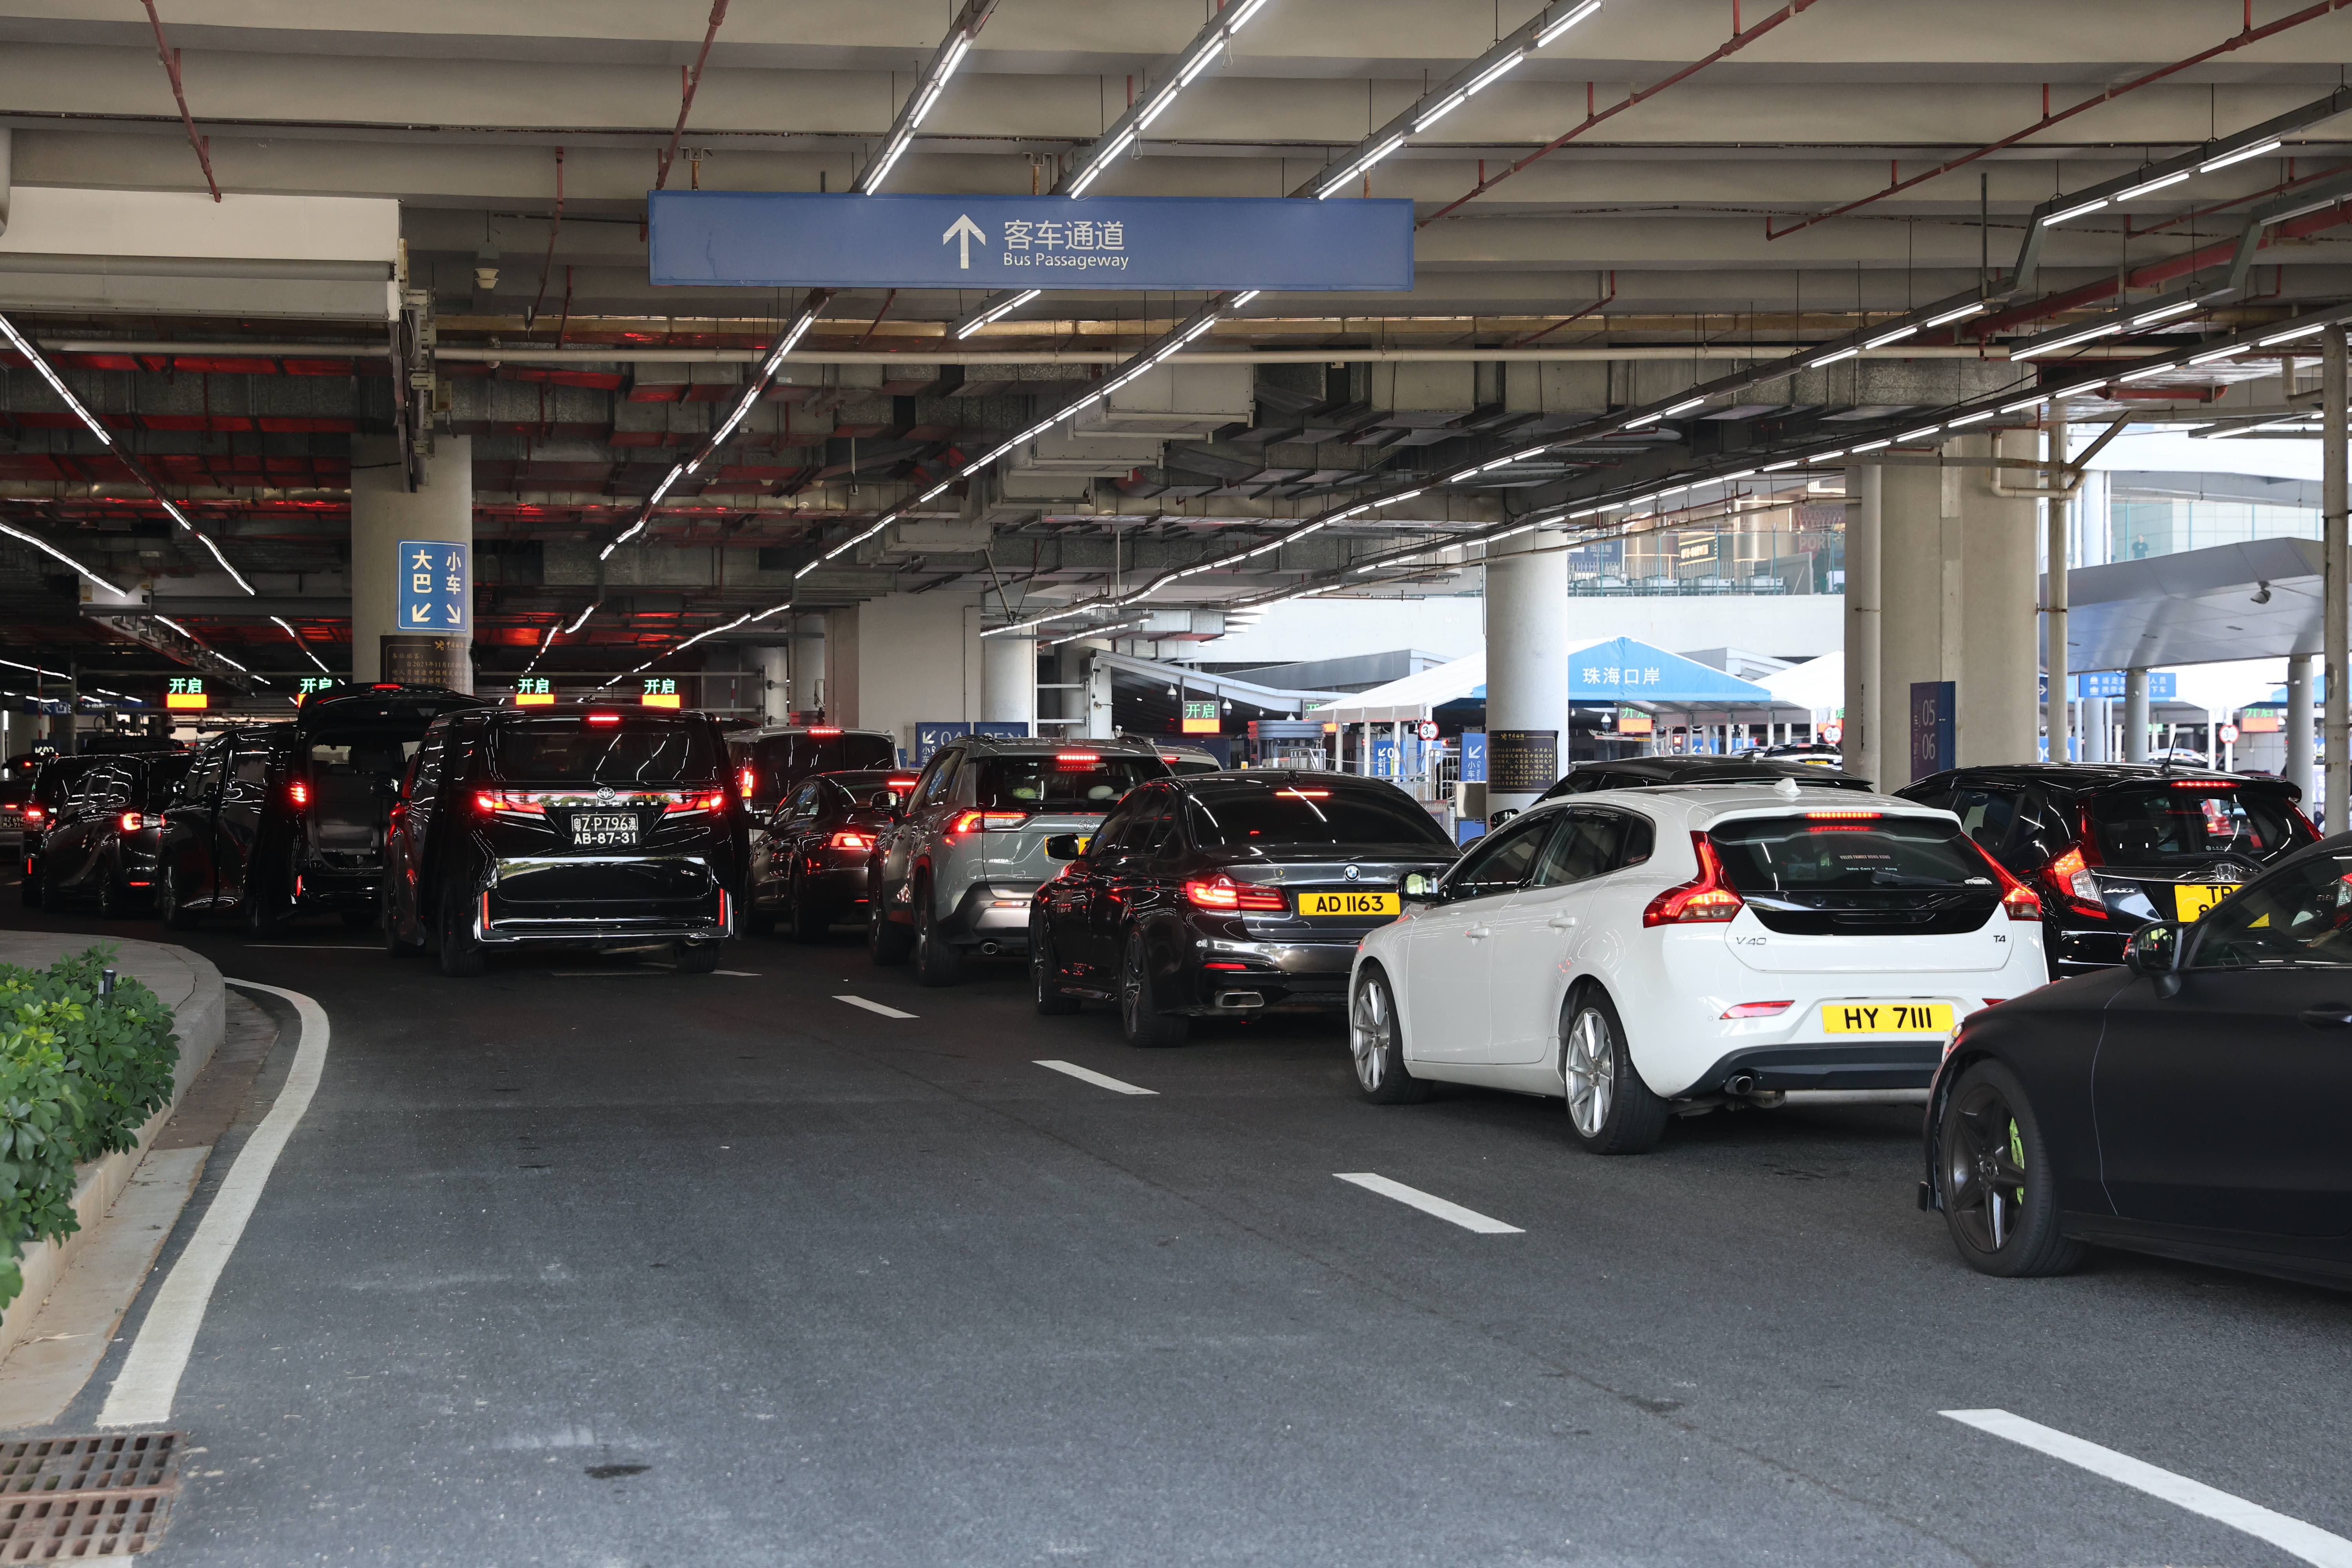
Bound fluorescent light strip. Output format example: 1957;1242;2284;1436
1622;411;1663;429
2000;395;2048;414
1379;487;1424;505
1316;135;1404;198
2116;169;2192;201
1136;86;1181;129
1448;466;1481;483
1762;459;1800;472
2117;361;2182;384
1534;0;1605;46
1864;325;1920;349
1412;91;1469;133
1230;290;1261;308
1921;301;1987;330
1462;50;1525;97
1898;425;1943;442
2258;319;2331;347
2200;138;2281;173
0;314;115;446
1807;346;1860;369
1947;409;1995;427
1849;439;1891;453
2188;344;2242;365
0;520;126;594
2042;197;2110;226
272;615;332;673
2131;299;2200;328
2014;322;2122;359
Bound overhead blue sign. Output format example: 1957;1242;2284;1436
648;192;1415;292
397;539;468;634
914;720;1030;763
2069;671;2178;701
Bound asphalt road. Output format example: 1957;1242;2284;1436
5;892;2348;1568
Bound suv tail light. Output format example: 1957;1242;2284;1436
950;810;1027;835
1184;875;1288;913
1642;833;1743;926
117;811;144;833
829;830;873;851
2044;845;2103;917
1964;838;2044;921
288;779;310;808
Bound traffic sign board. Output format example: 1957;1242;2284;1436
2220;722;2240;744
1416;720;1439;741
648;192;1415;292
397;539;468;635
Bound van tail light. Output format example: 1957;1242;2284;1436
666;791;727;815
950;810;1027;835
829;830;872;851
475;790;548;817
1643;833;1744;926
1184;875;1289;913
287;779;310;808
585;712;622;725
739;766;757;795
480;890;492;930
2043;845;2103;917
117;811;144;833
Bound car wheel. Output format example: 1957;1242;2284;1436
437;874;486;978
1119;929;1189;1048
1348;964;1428;1103
914;882;962;987
788;867;828;944
674;941;720;974
868;877;913;965
381;881;415;955
1936;1060;2085;1278
95;873;122;921
1561;990;1667;1155
1030;913;1080;1016
18;858;39;909
157;866;196;929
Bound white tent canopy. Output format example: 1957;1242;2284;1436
1757;652;1843;713
1310;652;1485;725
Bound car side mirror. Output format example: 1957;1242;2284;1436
1403;871;1436;900
869;791;902;815
1045;833;1084;861
2124;920;2182;978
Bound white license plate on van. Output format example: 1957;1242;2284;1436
570;812;639;848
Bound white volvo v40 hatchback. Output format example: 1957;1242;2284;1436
1346;780;2048;1153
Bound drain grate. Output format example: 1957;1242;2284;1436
0;1434;180;1559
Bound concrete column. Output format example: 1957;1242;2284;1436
1959;431;2042;768
1842;465;1882;786
1083;652;1114;739
2124;668;2151;764
2327;328;2349;822
2044;416;2069;764
2288;654;2315;808
824;592;984;754
759;646;791;725
981;635;1036;734
2083;697;2110;763
351;433;472;690
1483;527;1570;812
1877;459;1947;786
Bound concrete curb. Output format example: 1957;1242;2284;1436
0;936;226;1368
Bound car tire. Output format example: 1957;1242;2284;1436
1936;1059;2086;1278
788;868;828;944
437;874;487;978
95;873;123;921
1030;913;1080;1016
868;878;913;965
914;883;962;987
382;882;416;955
18;859;39;909
1348;964;1428;1103
1560;989;1668;1155
157;866;196;929
1119;929;1189;1048
674;941;720;974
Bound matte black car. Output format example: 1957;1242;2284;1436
1538;754;1875;804
157;684;488;934
748;768;915;940
1923;832;2352;1289
33;752;189;915
382;705;746;976
724;725;898;817
1898;764;2315;976
1031;770;1459;1046
19;754;106;907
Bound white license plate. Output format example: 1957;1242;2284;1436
570;812;640;848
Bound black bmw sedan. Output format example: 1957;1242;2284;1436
1923;831;2352;1289
747;767;915;940
1029;770;1459;1047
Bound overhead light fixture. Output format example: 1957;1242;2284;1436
2257;319;2331;347
0;312;113;446
1659;396;1706;418
0;520;127;596
1316;134;1405;198
2013;321;2123;359
2000;395;2048;414
1897;424;1943;442
1136;85;1182;129
2117;361;2182;384
956;288;1042;339
2130;299;2201;329
271;615;331;673
1807;346;1861;369
1412;90;1470;133
1947;409;1996;427
2200;138;2282;173
2043;197;2110;226
1720;469;1757;482
1921;301;1988;330
1230;289;1261;308
1535;0;1606;46
1622;411;1663;429
2188;344;2243;366
2116;169;2192;201
864;131;915;192
1762;458;1800;472
1849;439;1891;454
1461;50;1526;98
1863;325;1919;350
1379;487;1425;505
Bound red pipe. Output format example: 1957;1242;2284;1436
138;1;220;202
2130;160;2352;240
528;146;566;336
1767;0;2352;241
1419;0;1820;228
1507;272;1615;347
655;0;731;191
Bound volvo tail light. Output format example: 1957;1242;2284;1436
1721;1000;1792;1018
1642;833;1743;926
1183;875;1288;913
806;726;842;736
2044;845;2102;917
830;830;873;851
950;810;1028;835
117;811;144;833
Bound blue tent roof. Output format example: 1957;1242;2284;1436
1467;637;1774;704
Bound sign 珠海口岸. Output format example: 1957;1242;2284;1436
648;192;1414;293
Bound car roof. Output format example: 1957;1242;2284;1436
1171;769;1400;791
1572;755;1857;779
959;734;1161;755
724;724;893;739
1546;781;1956;825
1908;762;2273;792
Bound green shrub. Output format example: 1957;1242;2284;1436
0;944;180;1311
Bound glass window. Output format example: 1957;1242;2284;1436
137;755;191;809
489;718;719;786
969;754;1161;813
1530;809;1653;887
1948;786;2018;853
2086;782;2312;866
231;747;271;787
2192;852;2352;969
176;742;227;807
1708;813;1995;895
1182;782;1453;849
916;752;960;808
1444;811;1555;900
1086;795;1144;856
2007;788;2070;873
788;782;822;821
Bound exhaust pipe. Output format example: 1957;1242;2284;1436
979;941;1002;956
1215;991;1265;1009
1724;1072;1761;1096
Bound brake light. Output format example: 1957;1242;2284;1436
475;790;549;817
806;726;841;736
288;780;310;808
2167;779;2234;789
1721;1000;1793;1018
21;806;40;823
830;830;873;851
1056;752;1100;766
1965;837;2044;922
887;776;918;790
585;712;621;725
2044;845;2102;917
1160;754;1180;762
1276;788;1331;799
1805;810;1881;819
950;810;1029;835
117;811;143;833
1642;833;1744;926
1184;875;1289;913
665;791;727;814
739;766;756;795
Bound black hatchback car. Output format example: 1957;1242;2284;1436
748;768;915;940
1923;832;2352;1288
157;684;488;934
31;752;189;915
1898;764;2316;976
1030;770;1460;1047
381;705;746;976
18;754;105;907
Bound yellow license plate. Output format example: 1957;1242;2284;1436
1296;890;1399;919
2174;883;2236;922
1820;1002;1954;1035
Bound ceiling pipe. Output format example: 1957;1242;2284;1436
0;127;11;237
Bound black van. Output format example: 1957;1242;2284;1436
19;754;106;908
156;684;488;934
724;725;897;816
30;752;190;915
381;705;746;976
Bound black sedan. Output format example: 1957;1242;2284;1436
1923;831;2352;1289
1030;770;1458;1047
747;768;913;940
1537;753;1875;804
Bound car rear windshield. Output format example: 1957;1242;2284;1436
969;754;1163;813
2085;782;2310;865
136;756;191;809
307;730;421;779
1183;783;1452;848
761;732;894;780
1708;813;1995;894
490;719;719;786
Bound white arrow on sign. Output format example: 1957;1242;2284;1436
443;604;462;626
942;214;987;270
407;605;430;625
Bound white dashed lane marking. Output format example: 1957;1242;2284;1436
1943;1409;2352;1568
1333;1172;1524;1234
1033;1060;1158;1096
835;994;918;1020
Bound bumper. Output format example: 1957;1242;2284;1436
1177;932;1360;1013
1685;1042;1944;1094
2049;923;2127;974
480;855;730;946
293;863;383;909
946;883;1036;950
799;862;871;910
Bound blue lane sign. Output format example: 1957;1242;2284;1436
648;192;1414;292
398;540;468;634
